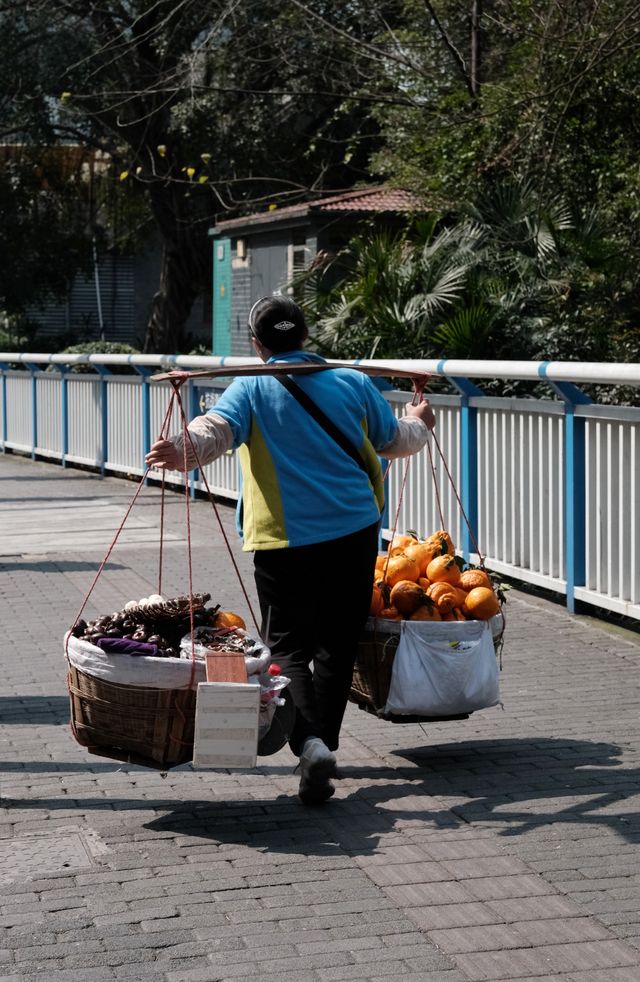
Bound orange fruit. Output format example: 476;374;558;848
463;586;500;620
426;554;461;586
459;568;492;591
428;581;467;614
381;553;419;587
424;530;455;558
389;533;418;556
403;541;435;576
374;554;388;573
390;580;428;617
212;610;247;630
410;601;441;621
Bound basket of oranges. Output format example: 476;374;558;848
350;530;506;720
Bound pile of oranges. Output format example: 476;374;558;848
371;530;501;622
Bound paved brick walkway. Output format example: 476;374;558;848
1;452;640;981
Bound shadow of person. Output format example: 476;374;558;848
4;736;638;857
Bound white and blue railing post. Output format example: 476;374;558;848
448;374;484;562
60;367;69;467
1;366;7;452
189;379;200;499
542;369;592;613
134;365;153;482
24;362;40;461
94;364;110;477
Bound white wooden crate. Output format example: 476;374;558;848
192;682;260;769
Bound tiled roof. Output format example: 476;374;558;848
311;186;422;212
211;185;424;232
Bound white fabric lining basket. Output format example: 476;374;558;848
66;633;207;688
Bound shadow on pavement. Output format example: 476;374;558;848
0;695;71;723
383;737;640;841
3;737;639;848
0;559;126;572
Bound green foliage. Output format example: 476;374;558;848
3;0;404;350
0;316;41;352
0;153;93;318
299;217;483;360
298;176;640;403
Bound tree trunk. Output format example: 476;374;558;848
470;0;482;98
142;182;209;353
143;242;199;353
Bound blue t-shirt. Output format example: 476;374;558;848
211;351;398;550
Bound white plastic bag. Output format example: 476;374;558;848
384;619;499;717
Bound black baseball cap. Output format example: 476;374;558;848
248;296;308;353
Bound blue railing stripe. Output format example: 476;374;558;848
459;397;478;562
564;404;587;612
1;370;6;449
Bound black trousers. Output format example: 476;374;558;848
253;521;379;756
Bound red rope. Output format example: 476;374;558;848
64;386;202;689
157;391;176;597
381;379;485;573
64;469;150;662
430;427;486;568
425;435;446;529
158;471;166;597
170;381;198;688
382;379;431;559
380;455;412;586
172;391;262;638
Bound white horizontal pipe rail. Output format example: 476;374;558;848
1;351;640;386
1;354;639;622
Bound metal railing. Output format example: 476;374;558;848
1;351;639;622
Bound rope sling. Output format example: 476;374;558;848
64;367;504;767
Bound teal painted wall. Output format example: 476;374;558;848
212;237;231;355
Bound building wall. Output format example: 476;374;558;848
230;246;252;357
221;223;319;356
29;252;136;342
28;235;207;350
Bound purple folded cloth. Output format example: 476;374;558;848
96;638;159;657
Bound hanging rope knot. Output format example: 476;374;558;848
168;372;189;392
411;374;429;406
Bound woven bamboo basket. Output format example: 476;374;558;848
67;663;198;770
350;615;504;722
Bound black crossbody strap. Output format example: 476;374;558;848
276;374;368;474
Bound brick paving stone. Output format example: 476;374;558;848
426;925;525;954
366;862;453;887
566;970;640;981
3;454;640;982
484;896;586;922
454;940;640;980
384;882;478;907
462;875;559;902
407;903;503;931
508;916;614;945
368;976;469;982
